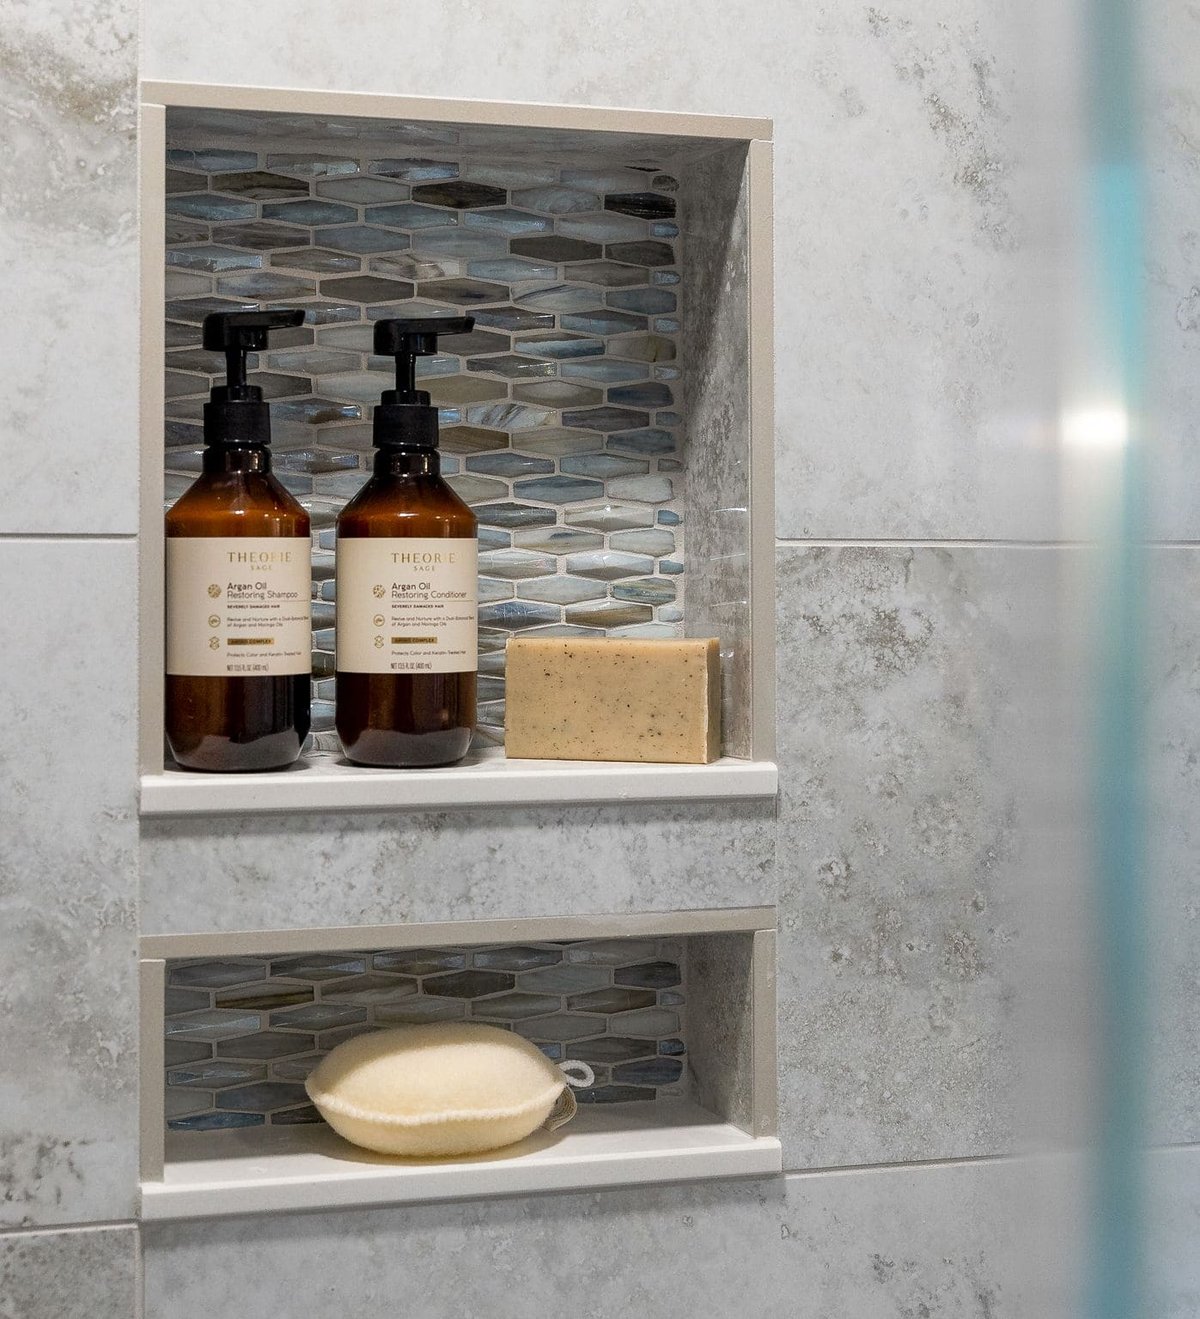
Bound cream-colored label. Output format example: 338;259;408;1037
337;536;477;675
166;537;311;677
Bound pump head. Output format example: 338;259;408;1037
372;315;475;449
202;309;306;446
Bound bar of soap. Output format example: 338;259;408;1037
504;636;721;764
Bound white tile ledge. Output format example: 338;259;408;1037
141;1101;782;1220
139;749;778;816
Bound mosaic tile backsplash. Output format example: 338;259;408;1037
165;939;687;1133
163;141;687;749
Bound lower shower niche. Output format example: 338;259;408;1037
140;910;779;1219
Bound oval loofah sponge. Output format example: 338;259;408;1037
305;1022;570;1157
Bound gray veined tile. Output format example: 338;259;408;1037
367;201;459;229
167;1060;266;1088
320;975;418;1006
466;402;553;430
165;1010;262;1041
511;236;602;263
417;277;509;305
215;983;315;1010
561;166;658;191
605;192;678;220
615;960;682;988
409;227;509;259
653;319;681;336
475;503;557;529
439;425;509;454
606;288;677;315
512;381;603;409
463;208;552;236
561;309;647;337
608;382;674;408
568;260;648;288
210;220;310;251
268;349;360;375
607;427;676;456
166;194;256;222
567;987;656;1013
467;256;557;282
270;246;362;274
315;226;411;254
168;1110;264;1131
472;307;555;334
215;271;317;299
411;181;507;209
370;252;463;281
612;577;676;604
561;454;649;478
518;576;608;605
461;161;556;188
269;1004;367;1031
466;354;555;380
317;176;410;203
606;240;676;267
513;285;599;313
273;398;361;424
264;153;358;178
511;186;601;213
478;577;515;604
565;504;655;532
168;245;262;273
560;360;649;385
558;212;648;244
513;332;603;360
607;333;676;362
608;474;674;502
512;527;603;554
610;527;675;554
566;549;655;579
473;946;562;971
513;475;604;504
319;274;415;303
368;158;459;181
165;217;208;245
478;601;561;630
561;405;650;432
167;148;258;172
467;451;554;477
373;949;465;975
513;428;598;457
214;171;309;201
262;200;357;226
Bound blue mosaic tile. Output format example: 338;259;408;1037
165;1010;262;1041
565;504;656;533
659;1038;686;1056
660;559;685;574
210;220;311;251
569;260;648;287
606;288;677;315
574;1038;655;1064
658;509;682;525
464;207;551;235
218;171;310;201
368;158;459;181
167;1061;266;1089
366;202;456;229
562;406;650;433
472;307;554;333
270;1105;323;1126
561;309;646;337
607;1007;680;1036
652;269;681;285
315;225;411;254
566;550;655;580
263;199;358;226
559;360;649;385
167;148;258;172
215;1082;310;1113
317;176;410;203
513;332;603;359
467;452;554;477
478;527;512;549
165;987;208;1015
418;277;509;305
409;227;509;259
467;256;557;282
167;194;256;222
511;185;600;213
215;983;315;1010
273;398;361;425
514;285;598;313
478;601;561;630
519;575;607;605
606;427;676;456
320;975;418;1005
613;1058;684;1086
651;221;680;238
265;153;358;178
605;191;677;220
653;319;681;335
216;271;317;299
466;402;552;430
169;1111;265;1132
558;212;647;244
513;475;604;504
608;474;673;502
606;332;675;362
608;382;674;408
165;1040;211;1067
610;528;675;555
661;991;685;1006
561;454;649;479
512;380;602;409
377;998;467;1025
269;1004;367;1030
512;527;603;554
168;245;262;273
320;274;415;303
659;605;683;622
466;354;554;380
568;987;656;1013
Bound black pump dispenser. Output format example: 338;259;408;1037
202;310;305;447
372;316;475;449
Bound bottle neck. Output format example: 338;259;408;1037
203;444;272;475
374;446;440;478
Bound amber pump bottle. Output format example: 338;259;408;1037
165;310;311;772
336;316;478;767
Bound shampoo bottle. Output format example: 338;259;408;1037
165;310;312;772
335;316;478;767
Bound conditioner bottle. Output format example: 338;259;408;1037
165;310;312;771
336;317;478;767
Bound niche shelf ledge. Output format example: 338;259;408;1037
141;1101;782;1221
139;748;778;816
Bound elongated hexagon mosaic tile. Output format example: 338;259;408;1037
163;141;686;749
164;939;687;1130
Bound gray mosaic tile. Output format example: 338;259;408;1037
265;153;358;178
317;176;410;203
463;207;552;235
513;331;603;359
467;256;557;282
519;576;606;605
167;193;255;222
510;235;602;262
565;505;656;532
263;199;357;225
368;158;459;181
217;170;309;200
168;245;262;272
606;239;675;267
168;148;258;172
561;454;649;478
609;474;674;502
412;180;506;209
410;227;509;259
210;220;311;250
559;212;648;244
607;426;676;454
561;309;647;337
316;225;410;254
560;359;648;384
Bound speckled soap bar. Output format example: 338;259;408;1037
504;637;721;764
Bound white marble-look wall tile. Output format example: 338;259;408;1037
139;799;776;936
0;541;138;1226
0;1225;139;1319
0;0;138;534
142;0;1044;541
773;544;1048;1166
144;1160;1031;1318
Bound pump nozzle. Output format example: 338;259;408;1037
201;309;305;446
371;315;475;448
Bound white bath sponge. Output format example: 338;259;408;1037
305;1022;573;1157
